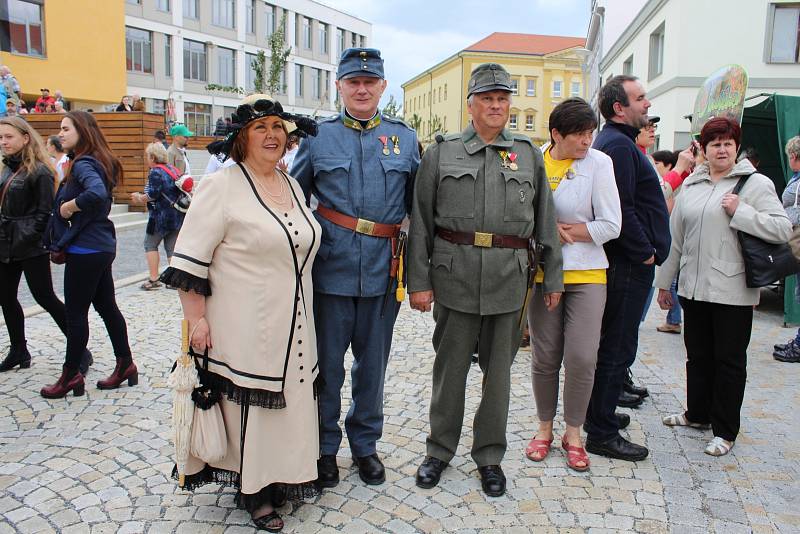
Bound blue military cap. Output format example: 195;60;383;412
337;48;384;80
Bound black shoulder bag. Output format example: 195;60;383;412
732;173;800;288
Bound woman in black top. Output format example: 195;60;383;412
41;111;135;398
0;117;75;372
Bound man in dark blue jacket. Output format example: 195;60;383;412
584;75;670;461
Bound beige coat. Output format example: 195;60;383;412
654;160;792;305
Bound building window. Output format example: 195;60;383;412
217;47;235;86
360;35;365;47
767;4;800;63
246;0;254;33
151;98;166;115
648;22;665;80
295;65;303;97
319;23;328;54
351;33;357;47
571;82;580;97
265;4;275;36
526;79;536;96
525;114;534;131
311;68;321;99
125;27;152;73
2;0;45;57
552;80;562;98
184;103;211;136
623;55;633;75
165;34;171;77
183;39;206;81
444;84;447;100
127;0;140;4
510;79;519;96
246;52;257;91
509;114;518;129
212;0;235;28
156;0;169;12
336;28;344;58
302;17;311;49
183;0;198;18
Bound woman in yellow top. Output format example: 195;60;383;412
525;98;621;471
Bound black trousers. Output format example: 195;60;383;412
0;254;67;349
64;252;131;370
679;297;752;442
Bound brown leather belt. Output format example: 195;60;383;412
436;228;529;249
316;205;401;238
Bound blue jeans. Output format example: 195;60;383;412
666;277;682;325
585;260;655;442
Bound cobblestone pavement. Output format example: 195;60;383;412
0;285;798;533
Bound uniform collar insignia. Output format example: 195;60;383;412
342;109;382;131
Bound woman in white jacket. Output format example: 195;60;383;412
656;117;792;456
525;98;621;471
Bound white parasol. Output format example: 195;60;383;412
167;320;199;488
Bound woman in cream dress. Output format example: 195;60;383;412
161;96;319;532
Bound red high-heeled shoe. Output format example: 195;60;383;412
96;360;138;390
41;367;85;398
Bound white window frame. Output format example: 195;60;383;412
509;114;518;130
183;0;198;18
623;54;633;75
526;78;536;97
184;102;212;136
510;79;519;96
246;52;257;91
165;34;171;77
571;81;580;97
212;0;235;28
126;26;152;74
525;114;534;131
336;28;344;58
319;23;328;54
183;39;206;81
246;0;255;33
155;0;169;12
265;4;275;36
764;3;800;63
552;80;562;98
302;17;311;49
295;65;304;97
6;0;45;57
217;47;235;86
648;22;665;81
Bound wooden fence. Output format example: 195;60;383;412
24;112;216;211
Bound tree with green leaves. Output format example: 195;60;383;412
408;113;422;135
381;95;402;118
266;14;291;95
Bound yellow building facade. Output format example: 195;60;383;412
402;33;586;146
0;0;126;109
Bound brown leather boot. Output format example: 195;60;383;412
41;366;85;398
96;359;138;390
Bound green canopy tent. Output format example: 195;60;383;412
740;94;800;325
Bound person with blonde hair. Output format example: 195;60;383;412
0;117;91;374
130;142;185;290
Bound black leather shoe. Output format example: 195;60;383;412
618;390;644;408
0;346;31;372
616;412;631;430
353;454;385;485
774;342;800;363
316;455;339;488
586;435;649;462
416;456;448;489
774;339;794;352
79;349;94;376
478;465;506;497
624;371;649;398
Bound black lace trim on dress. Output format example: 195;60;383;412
172;465;318;512
198;367;286;409
159;267;211;295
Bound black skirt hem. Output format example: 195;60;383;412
198;368;287;409
173;464;319;512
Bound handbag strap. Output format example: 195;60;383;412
0;169;22;215
731;173;754;196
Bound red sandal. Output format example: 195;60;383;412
525;436;553;462
561;436;590;472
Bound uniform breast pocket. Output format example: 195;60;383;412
437;164;478;218
380;158;409;207
502;171;534;222
312;156;351;206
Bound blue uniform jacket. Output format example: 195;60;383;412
291;111;419;297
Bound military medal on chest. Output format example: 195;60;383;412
378;135;390;156
499;150;518;170
390;135;400;155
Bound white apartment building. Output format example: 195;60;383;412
587;0;800;151
125;0;371;135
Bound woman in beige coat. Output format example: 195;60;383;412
160;96;319;532
655;117;791;457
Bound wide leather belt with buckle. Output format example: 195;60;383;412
436;228;529;249
316;205;401;238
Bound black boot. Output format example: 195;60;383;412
79;349;94;376
0;345;31;372
623;370;649;398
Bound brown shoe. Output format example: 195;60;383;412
41;366;85;398
656;323;681;334
97;359;138;390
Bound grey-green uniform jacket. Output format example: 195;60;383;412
407;124;563;316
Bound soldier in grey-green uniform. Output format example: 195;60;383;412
407;63;563;497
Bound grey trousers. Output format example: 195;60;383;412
426;303;521;467
528;283;606;427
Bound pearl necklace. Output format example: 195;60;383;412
247;165;292;208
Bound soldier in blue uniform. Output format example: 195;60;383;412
291;48;419;487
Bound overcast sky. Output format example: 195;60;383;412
324;0;591;110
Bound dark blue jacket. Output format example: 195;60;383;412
144;165;184;235
593;121;670;264
44;156;116;253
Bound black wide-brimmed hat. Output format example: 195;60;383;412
207;95;317;159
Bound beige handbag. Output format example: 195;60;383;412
188;322;227;464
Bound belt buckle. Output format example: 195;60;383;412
355;218;375;235
474;232;493;248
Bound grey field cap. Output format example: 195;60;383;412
467;63;512;97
